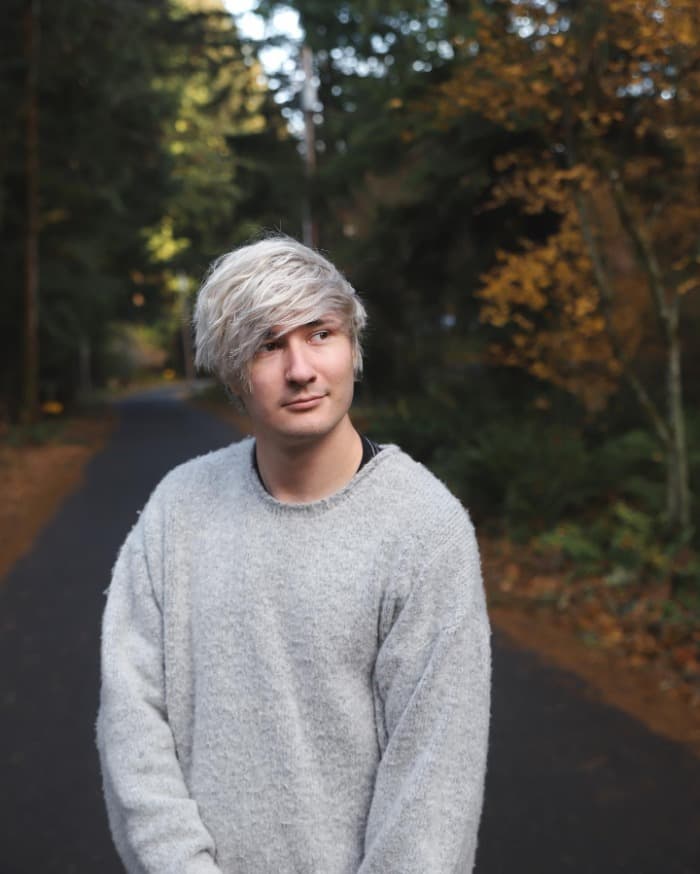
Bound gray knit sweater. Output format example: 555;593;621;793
96;439;491;874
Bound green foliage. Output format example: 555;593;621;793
366;382;592;532
607;502;661;571
102;323;170;385
367;395;457;464
686;408;700;541
437;420;600;538
1;0;176;415
1;0;301;422
535;523;604;575
150;3;303;274
663;582;700;621
534;502;674;581
591;431;663;504
2;419;67;448
253;1;503;399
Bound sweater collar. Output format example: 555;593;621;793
243;438;399;515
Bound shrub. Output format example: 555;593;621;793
432;420;596;536
534;522;604;575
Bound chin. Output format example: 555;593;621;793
281;420;340;442
267;409;349;445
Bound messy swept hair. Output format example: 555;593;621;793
193;235;367;391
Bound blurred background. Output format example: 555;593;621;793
1;0;699;869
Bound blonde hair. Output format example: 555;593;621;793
193;236;367;391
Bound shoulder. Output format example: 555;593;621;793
367;447;485;627
140;438;253;522
365;445;475;552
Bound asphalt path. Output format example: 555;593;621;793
1;388;698;874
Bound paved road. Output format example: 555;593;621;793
1;389;698;874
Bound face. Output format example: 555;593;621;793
238;314;356;448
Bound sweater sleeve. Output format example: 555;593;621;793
96;504;222;874
358;512;491;874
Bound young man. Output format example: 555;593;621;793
96;236;491;874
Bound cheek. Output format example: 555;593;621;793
329;343;355;383
334;363;356;405
248;364;280;396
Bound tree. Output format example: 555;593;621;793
0;0;297;417
434;0;699;538
22;0;40;424
141;0;303;372
1;0;182;415
150;0;297;268
252;1;500;395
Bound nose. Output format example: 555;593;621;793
284;337;316;386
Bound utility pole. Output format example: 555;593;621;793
22;0;41;424
301;44;318;248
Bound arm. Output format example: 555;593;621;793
359;514;491;874
96;506;222;874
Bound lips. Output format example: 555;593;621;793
282;394;325;410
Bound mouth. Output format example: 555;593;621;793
282;394;326;410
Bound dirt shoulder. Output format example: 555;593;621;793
0;411;115;583
481;537;700;758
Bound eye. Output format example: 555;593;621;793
258;339;281;354
311;329;331;342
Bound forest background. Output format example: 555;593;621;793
2;1;699;713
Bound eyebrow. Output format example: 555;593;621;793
263;316;342;339
311;315;344;329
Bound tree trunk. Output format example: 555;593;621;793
21;0;41;425
177;274;195;382
301;44;318;248
574;191;671;450
666;295;691;537
609;171;693;540
79;336;92;396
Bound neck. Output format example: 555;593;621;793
254;416;362;503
